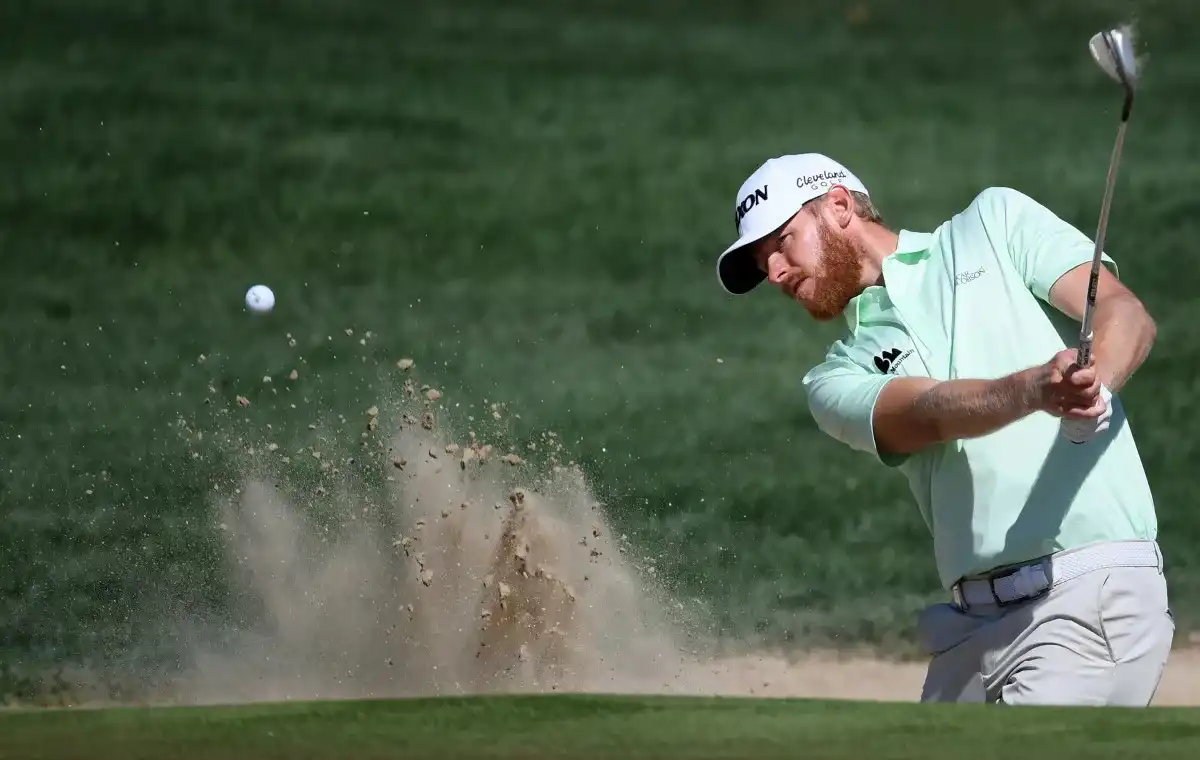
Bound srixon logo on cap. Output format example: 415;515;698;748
734;186;768;228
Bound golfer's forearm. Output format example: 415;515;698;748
1091;294;1156;392
875;373;1039;454
910;373;1039;440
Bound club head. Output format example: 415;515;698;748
1089;25;1139;92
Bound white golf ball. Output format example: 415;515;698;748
245;284;275;313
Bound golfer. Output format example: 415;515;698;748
716;153;1172;706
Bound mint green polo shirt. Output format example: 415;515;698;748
801;186;1158;589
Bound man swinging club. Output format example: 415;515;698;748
715;151;1172;705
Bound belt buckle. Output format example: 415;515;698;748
988;563;1050;608
952;561;1049;611
987;567;1024;607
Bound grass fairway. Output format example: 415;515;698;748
3;695;1200;760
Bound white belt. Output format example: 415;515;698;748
951;540;1162;610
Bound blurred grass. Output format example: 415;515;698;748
4;0;1200;696
3;694;1200;760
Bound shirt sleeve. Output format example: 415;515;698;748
981;186;1119;302
802;349;908;468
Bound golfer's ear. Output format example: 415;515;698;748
823;186;856;228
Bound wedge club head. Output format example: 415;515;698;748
1089;25;1139;97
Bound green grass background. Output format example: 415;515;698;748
5;695;1200;760
4;0;1200;700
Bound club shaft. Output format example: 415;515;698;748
1077;98;1132;368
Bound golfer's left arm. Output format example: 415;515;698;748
1047;264;1157;392
992;186;1157;392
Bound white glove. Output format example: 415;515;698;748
1061;385;1113;444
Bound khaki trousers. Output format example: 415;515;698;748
918;542;1174;706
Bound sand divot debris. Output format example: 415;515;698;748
166;381;700;704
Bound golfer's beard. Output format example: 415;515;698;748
805;228;864;322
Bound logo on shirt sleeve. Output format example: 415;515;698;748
874;347;914;374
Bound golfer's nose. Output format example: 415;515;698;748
766;253;788;283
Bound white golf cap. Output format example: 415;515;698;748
716;153;870;295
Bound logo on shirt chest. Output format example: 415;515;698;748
874;347;914;374
955;266;986;286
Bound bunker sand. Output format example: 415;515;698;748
147;382;1200;708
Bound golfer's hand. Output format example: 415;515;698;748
1061;385;1114;443
1036;349;1104;419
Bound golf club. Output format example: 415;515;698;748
1076;23;1140;368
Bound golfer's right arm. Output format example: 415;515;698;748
870;375;1040;455
803;360;1044;462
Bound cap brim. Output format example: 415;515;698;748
717;239;767;295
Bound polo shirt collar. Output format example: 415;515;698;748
844;229;935;329
892;229;936;260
